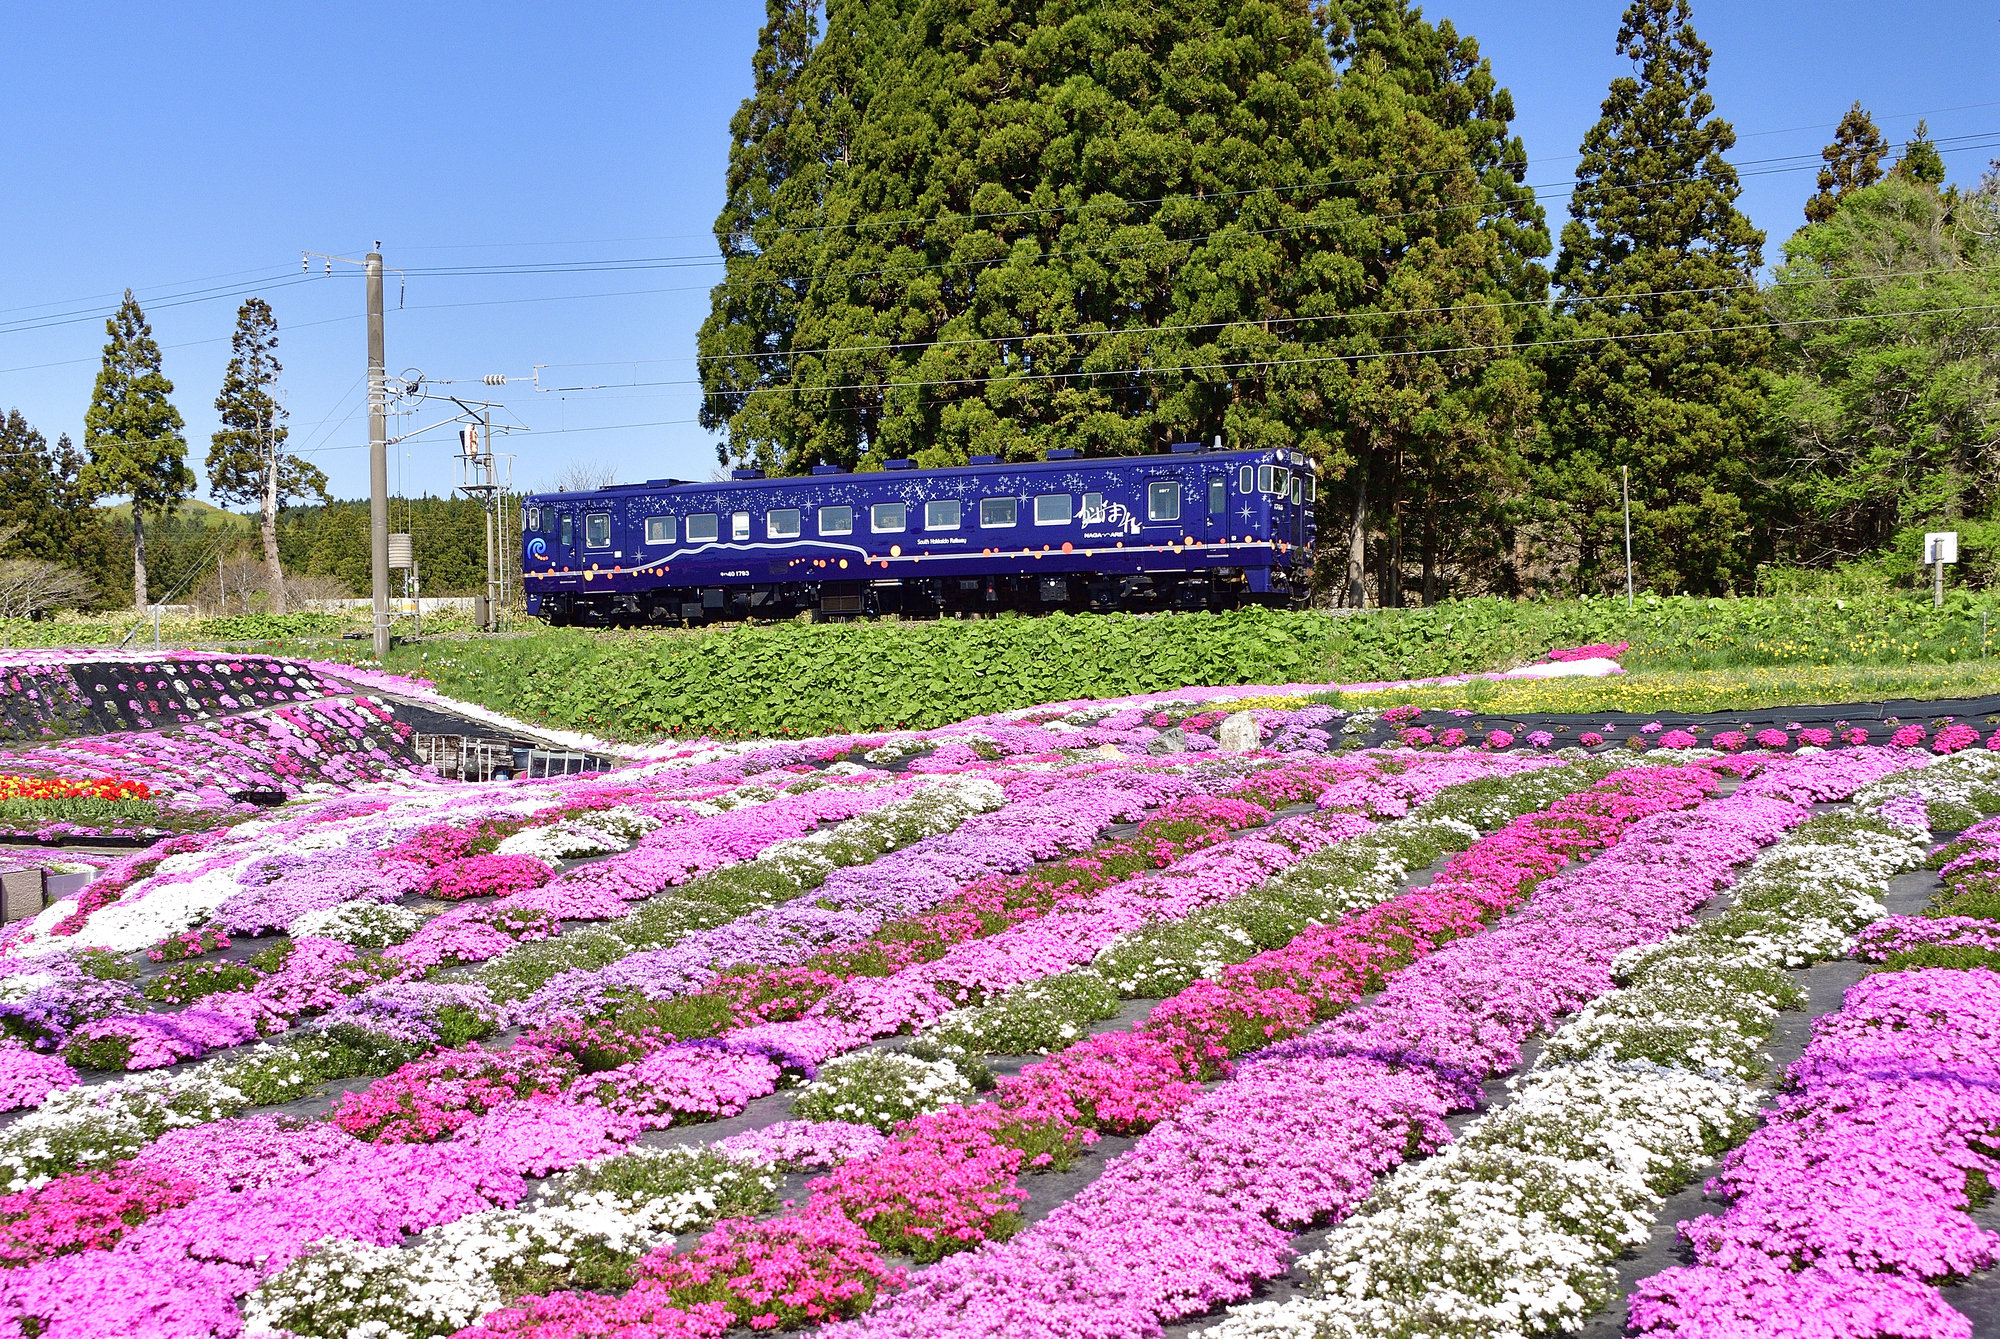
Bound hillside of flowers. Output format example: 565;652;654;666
0;644;1996;1339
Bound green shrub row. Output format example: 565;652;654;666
387;593;2000;740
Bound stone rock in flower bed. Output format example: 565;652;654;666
1217;711;1263;753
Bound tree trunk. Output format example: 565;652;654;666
1383;512;1403;608
261;465;286;615
131;507;148;613
1344;455;1370;608
1421;509;1438;605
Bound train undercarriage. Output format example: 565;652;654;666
534;569;1309;628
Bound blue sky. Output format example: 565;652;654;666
1;0;1994;504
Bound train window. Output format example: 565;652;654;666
686;513;719;542
584;513;611;548
819;505;854;536
1257;465;1276;494
1208;476;1226;515
558;514;573;546
526;506;540;532
1239;465;1253;494
1304;474;1317;503
980;497;1017;528
1275;468;1292;499
1082;491;1105;523
925;499;961;531
644;516;677;544
731;512;751;540
1147;481;1181;522
767;508;801;538
1034;494;1072;525
871;502;907;533
1291;477;1303;505
544;508;558;534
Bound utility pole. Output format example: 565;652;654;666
366;249;390;661
1622;465;1634;609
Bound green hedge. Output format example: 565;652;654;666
387;593;2000;740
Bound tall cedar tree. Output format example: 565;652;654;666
0;411;97;563
698;0;1545;608
1537;0;1770;595
207;299;329;614
1804;102;1888;224
1768;173;2000;560
82;292;193;612
1892;119;1947;186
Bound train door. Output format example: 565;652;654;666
550;505;579;572
1203;471;1226;548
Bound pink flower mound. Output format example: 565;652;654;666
427;853;553;901
330;1044;575;1143
1436;728;1467;749
1851;916;2000;961
1482;730;1515;750
463;1295;734;1339
811;1124;1029;1261
1631;970;2000;1337
713;1120;889;1170
1579;732;1605;748
0;1251;253;1339
120;1140;526;1276
389;901;561;970
1000;1033;1201;1135
0;1041;78;1110
1710;731;1748;752
1796;727;1835;748
1931;723;1981;754
450;1101;640;1178
1755;728;1791;749
1547;641;1627;662
63;1008;257;1071
1398;726;1434;748
0;1167;203;1264
1525;730;1555;748
1845;726;1872;746
1890;724;1928;749
574;1046;783;1129
1657;729;1699;749
127;1115;363;1194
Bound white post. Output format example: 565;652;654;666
1622;465;1633;609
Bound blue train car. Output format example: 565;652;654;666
519;444;1317;624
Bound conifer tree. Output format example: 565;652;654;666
1804;102;1888;223
0;412;96;563
1536;0;1770;595
207;298;328;613
82;292;191;612
1891;118;1947;186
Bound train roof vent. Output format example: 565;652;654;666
810;464;846;475
884;458;916;470
644;477;682;486
968;453;1001;465
731;468;766;480
1046;448;1078;460
1169;441;1204;454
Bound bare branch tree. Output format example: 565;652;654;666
549;460;620;493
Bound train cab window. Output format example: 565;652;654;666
1257;464;1276;494
1304;474;1317;503
584;513;611;548
1081;492;1105;523
526;506;541;532
980;497;1017;528
731;512;751;540
871;502;907;533
767;508;801;538
1147;481;1181;523
925;499;961;531
1275;468;1292;500
819;505;854;536
543;508;558;534
558;514;573;546
686;513;719;542
1239;465;1254;494
644;516;676;545
1291;477;1304;505
1208;476;1226;515
1034;493;1073;525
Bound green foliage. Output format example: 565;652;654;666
141;960;262;1005
73;949;139;982
1535;0;1772;596
1767;176;2000;563
0;412;99;592
395;593;2000;739
206;299;327;512
82;292;194;611
0;797;161;829
1804;102;1888;225
1891;119;1947;187
276;496;499;597
197;612;348;640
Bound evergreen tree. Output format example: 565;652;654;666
698;0;1546;608
1768;175;2000;559
1536;0;1770;595
82;292;192;611
1891;118;1947;186
0;412;96;563
207;298;329;614
1804;101;1888;223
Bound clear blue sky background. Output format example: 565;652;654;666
1;0;1994;505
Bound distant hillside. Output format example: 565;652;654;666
99;499;253;530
